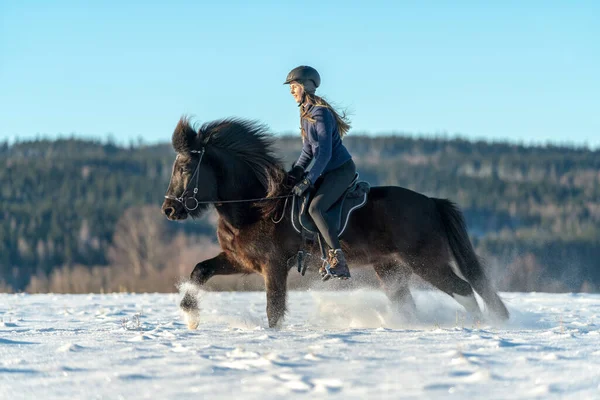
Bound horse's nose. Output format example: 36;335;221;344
163;206;175;218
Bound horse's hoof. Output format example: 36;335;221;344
183;309;200;330
187;320;199;330
180;292;201;330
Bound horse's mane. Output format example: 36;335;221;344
174;117;291;216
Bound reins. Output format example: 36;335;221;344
194;195;292;205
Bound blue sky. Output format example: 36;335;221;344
1;1;598;147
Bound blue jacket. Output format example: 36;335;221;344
294;104;352;183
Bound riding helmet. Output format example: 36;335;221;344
283;65;321;89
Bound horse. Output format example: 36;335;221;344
161;117;509;328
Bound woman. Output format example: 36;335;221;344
284;65;356;280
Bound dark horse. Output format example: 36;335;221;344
161;117;509;328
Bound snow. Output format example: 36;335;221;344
1;289;599;399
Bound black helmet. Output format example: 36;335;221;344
283;65;321;88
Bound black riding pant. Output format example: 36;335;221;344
308;159;356;249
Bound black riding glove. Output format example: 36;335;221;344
292;178;313;196
287;165;305;185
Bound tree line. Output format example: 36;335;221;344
1;134;598;292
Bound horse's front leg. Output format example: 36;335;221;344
263;261;289;328
180;252;244;330
189;252;244;286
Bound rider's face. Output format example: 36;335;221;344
290;82;304;104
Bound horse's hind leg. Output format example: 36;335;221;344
416;263;482;317
373;263;416;318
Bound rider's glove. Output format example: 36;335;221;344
292;178;313;196
287;165;305;186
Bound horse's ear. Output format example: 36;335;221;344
172;117;197;153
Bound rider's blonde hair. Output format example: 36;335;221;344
300;92;351;140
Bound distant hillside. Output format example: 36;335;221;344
1;135;599;292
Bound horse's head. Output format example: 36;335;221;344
162;118;217;221
162;116;288;223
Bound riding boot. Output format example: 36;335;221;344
327;249;351;279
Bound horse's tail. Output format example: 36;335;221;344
434;198;509;321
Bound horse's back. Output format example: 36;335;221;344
351;185;443;237
367;185;437;210
342;184;447;264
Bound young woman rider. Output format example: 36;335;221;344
284;65;356;279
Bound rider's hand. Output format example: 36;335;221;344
292;178;313;196
287;165;305;186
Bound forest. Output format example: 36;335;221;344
1;134;598;293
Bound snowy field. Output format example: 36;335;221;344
1;289;599;399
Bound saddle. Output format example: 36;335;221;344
290;173;370;239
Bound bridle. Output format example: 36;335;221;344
164;148;292;217
164;148;207;211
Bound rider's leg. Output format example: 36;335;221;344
308;159;356;278
309;159;356;248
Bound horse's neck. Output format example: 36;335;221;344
214;155;267;228
215;203;259;228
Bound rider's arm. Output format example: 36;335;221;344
294;132;313;170
305;107;333;183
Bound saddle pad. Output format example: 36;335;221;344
291;181;370;238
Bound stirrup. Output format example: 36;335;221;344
320;260;332;281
